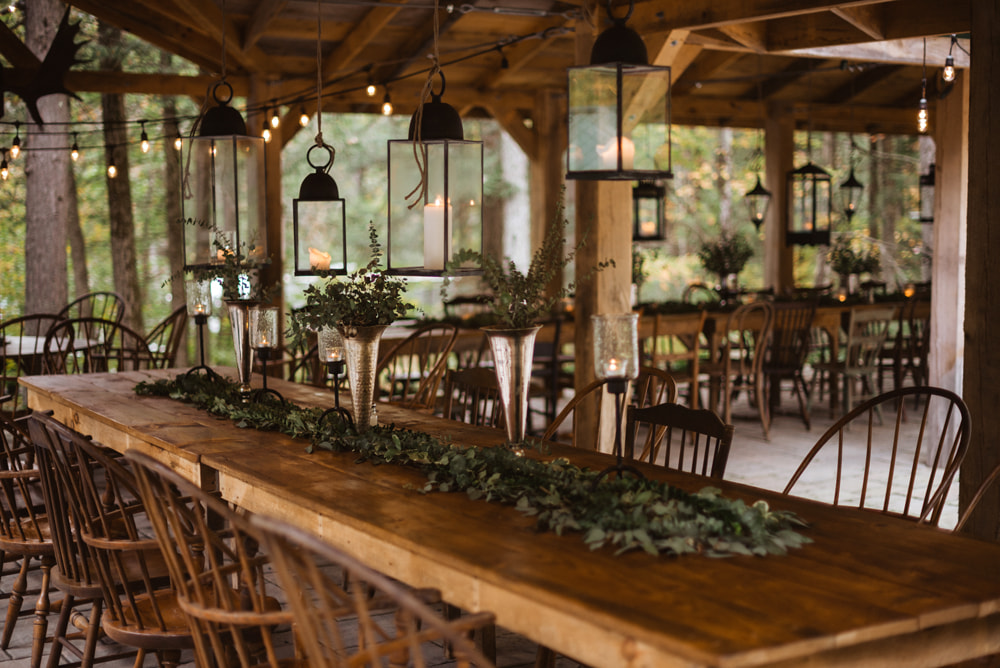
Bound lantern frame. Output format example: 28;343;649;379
745;174;772;231
292;143;348;276
786;161;832;246
632;180;665;241
919;163;935;224
840;165;864;221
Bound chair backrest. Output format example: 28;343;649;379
42;317;123;374
952;462;1000;532
442;367;504;429
144;306;188;368
248;514;496;668
842;306;897;373
765;301;816;373
682;283;720;305
542;378;609;444
0;413;49;552
717;301;773;381
646;309;707;407
56;291;125;323
625;402;735;478
1;313;63;414
783;386;970;526
125;450;290;667
99;321;158;372
376;323;459;410
634;366;678;408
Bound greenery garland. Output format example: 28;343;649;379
136;373;811;558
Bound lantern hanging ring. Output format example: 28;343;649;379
605;0;633;24
211;81;235;106
430;70;447;100
307;142;335;174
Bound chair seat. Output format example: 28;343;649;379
102;589;194;650
0;515;53;553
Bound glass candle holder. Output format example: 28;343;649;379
250;306;279;351
318;326;345;364
592;313;640;383
185;278;214;319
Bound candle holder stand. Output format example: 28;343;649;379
185;314;222;381
252;347;286;404
592;378;644;487
319;359;353;429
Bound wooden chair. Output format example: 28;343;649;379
950;462;1000;532
42;317;122;374
633;365;678;408
682;282;720;305
249;514;496;668
810;306;897;417
879;297;930;393
701;302;773;438
0;313;63;416
761;300;817;431
442;367;504;429
27;413;140;668
143;305;188;368
645;309;707;408
92;321;159;372
625;402;735;478
0;414;55;660
376;323;459;410
56;291;125;323
125;450;294;668
784;386;970;527
528;317;574;432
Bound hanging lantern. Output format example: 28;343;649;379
840;166;864;221
386;71;483;276
919;163;935;224
181;81;267;271
632;181;665;241
566;0;672;181
744;175;772;231
293;144;347;275
786;161;832;246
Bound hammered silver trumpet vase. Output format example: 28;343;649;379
226;300;259;403
339;324;388;432
485;325;542;446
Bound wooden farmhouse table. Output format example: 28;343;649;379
21;368;1000;668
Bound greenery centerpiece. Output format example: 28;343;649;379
442;202;612;445
698;230;754;298
290;224;413;431
828;234;881;295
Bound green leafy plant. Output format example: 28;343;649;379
442;201;613;329
135;372;812;559
828;234;881;276
698;230;754;277
289;223;413;340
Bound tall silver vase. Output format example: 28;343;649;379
226;300;259;403
338;324;388;432
485;325;542;445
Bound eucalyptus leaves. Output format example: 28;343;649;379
136;373;811;558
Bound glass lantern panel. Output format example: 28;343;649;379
634;197;660;239
294;199;346;275
920;184;935;222
788;174;831;234
568;66;618;173
620;66;671;173
388;139;483;274
592;313;640;380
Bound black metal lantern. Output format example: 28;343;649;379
386;71;483;276
566;0;672;181
744;175;772;231
840;166;864;221
181;82;267;270
292;143;347;275
632;181;665;241
786;161;832;246
919;163;935;224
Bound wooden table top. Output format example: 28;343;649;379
21;369;1000;668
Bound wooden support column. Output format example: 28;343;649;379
529;89;566;251
249;77;285;329
764;101;795;292
961;0;1000;541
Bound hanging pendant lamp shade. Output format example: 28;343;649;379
786;161;832;246
181;81;267;270
566;1;672;181
386;71;483;276
632;181;665;241
840;166;864;221
293;144;347;275
745;175;772;230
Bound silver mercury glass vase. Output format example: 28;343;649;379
338;324;389;432
484;325;542;446
226;300;259;403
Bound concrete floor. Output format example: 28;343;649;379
0;384;963;667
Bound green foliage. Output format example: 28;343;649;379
135;373;812;558
185;230;272;302
289;223;413;339
828;234;881;276
442;199;613;329
697;230;754;277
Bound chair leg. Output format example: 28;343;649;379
2;555;30;649
45;593;72;668
31;555;55;668
794;376;811;431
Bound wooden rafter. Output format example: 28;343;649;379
479;17;574;91
323;3;408;83
377;6;464;84
672;50;744;96
716;21;768;52
634;0;894;33
819;63;902;104
244;0;289;50
831;4;886;40
167;0;273;73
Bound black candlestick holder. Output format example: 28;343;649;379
185;313;222;381
319;358;353;429
252;346;286;404
593;378;644;487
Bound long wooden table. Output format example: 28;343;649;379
22;369;1000;668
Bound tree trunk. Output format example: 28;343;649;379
23;0;70;315
99;22;141;330
717;127;733;232
161;53;187;363
66;162;89;297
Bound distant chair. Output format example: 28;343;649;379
784;386;970;527
645;309;707;408
42;317;123;374
633;365;678;408
376;323;459;410
143;306;188;368
682;282;720;305
56;291;125;323
528;317;574;432
879;297;930;393
442;367;504;429
625;402;735;478
0;313;62;416
762;300;817;431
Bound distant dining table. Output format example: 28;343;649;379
21;368;1000;668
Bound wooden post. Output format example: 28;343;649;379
529;89;566;251
961;0;1000;541
764;101;795;293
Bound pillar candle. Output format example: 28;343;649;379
423;197;452;271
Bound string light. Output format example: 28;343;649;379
299;106;310;127
70;133;79;161
262;118;272;143
1;151;8;181
918;39;928;134
366;81;377;97
10;121;20;159
107;160;117;178
140;121;150;153
943;34;958;83
174;132;182;151
381;90;393;116
270;100;280;129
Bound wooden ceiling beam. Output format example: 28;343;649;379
672;50;744;96
168;0;274;73
634;0;894;32
716;21;768;52
778;35;969;67
322;3;408;84
60;70;249;98
480;101;537;159
819;63;903;104
244;0;289;51
377;7;464;84
759;58;816;99
831;4;886;40
480;18;573;91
